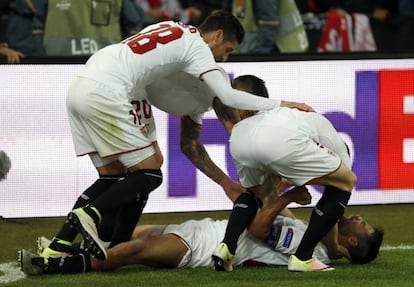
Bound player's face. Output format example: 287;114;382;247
210;39;238;62
338;214;374;237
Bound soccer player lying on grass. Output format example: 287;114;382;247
19;183;383;275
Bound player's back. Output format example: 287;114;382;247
147;72;213;122
78;21;216;98
147;66;231;123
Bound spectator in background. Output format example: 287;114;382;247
0;42;24;63
233;0;308;53
1;0;45;58
136;0;202;26
34;0;144;56
296;0;414;52
343;0;398;22
298;0;398;21
0;43;24;63
183;0;231;25
398;0;414;17
0;1;24;63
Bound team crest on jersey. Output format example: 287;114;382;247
282;227;294;248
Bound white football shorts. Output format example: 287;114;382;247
66;77;156;166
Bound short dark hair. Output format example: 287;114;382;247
348;227;384;264
198;10;245;44
232;75;269;98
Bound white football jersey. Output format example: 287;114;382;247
236;216;330;266
78;21;217;101
147;66;230;124
77;21;279;111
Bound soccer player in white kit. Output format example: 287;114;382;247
211;75;358;272
45;11;314;261
95;66;244;248
19;185;382;275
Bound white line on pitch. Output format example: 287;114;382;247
380;244;414;251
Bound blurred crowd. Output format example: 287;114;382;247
1;0;414;63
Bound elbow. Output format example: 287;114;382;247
248;226;269;241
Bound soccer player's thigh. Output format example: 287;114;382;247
303;112;352;168
131;225;166;240
131;233;188;267
310;162;355;192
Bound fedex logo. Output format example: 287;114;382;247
168;69;414;197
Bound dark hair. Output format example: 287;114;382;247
198;10;245;44
348;227;384;264
232;75;269;98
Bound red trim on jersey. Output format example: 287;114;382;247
199;68;220;80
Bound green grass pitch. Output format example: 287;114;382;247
1;203;413;286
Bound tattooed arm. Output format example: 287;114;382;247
180;115;244;202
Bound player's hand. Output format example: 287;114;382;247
281;186;311;205
220;177;245;202
322;224;352;262
0;47;24;64
280;100;315;112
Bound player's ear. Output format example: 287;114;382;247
347;235;358;247
214;29;224;43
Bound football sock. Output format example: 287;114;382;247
45;253;92;274
74;175;126;209
49;176;122;250
88;169;162;215
222;191;262;254
97;194;149;245
294;186;351;261
97;212;118;243
46;238;72;253
109;198;148;246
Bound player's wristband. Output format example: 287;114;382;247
264;224;282;248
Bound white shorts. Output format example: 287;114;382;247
230;108;348;187
163;218;227;268
66;77;156;165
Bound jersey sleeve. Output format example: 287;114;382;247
201;70;281;111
